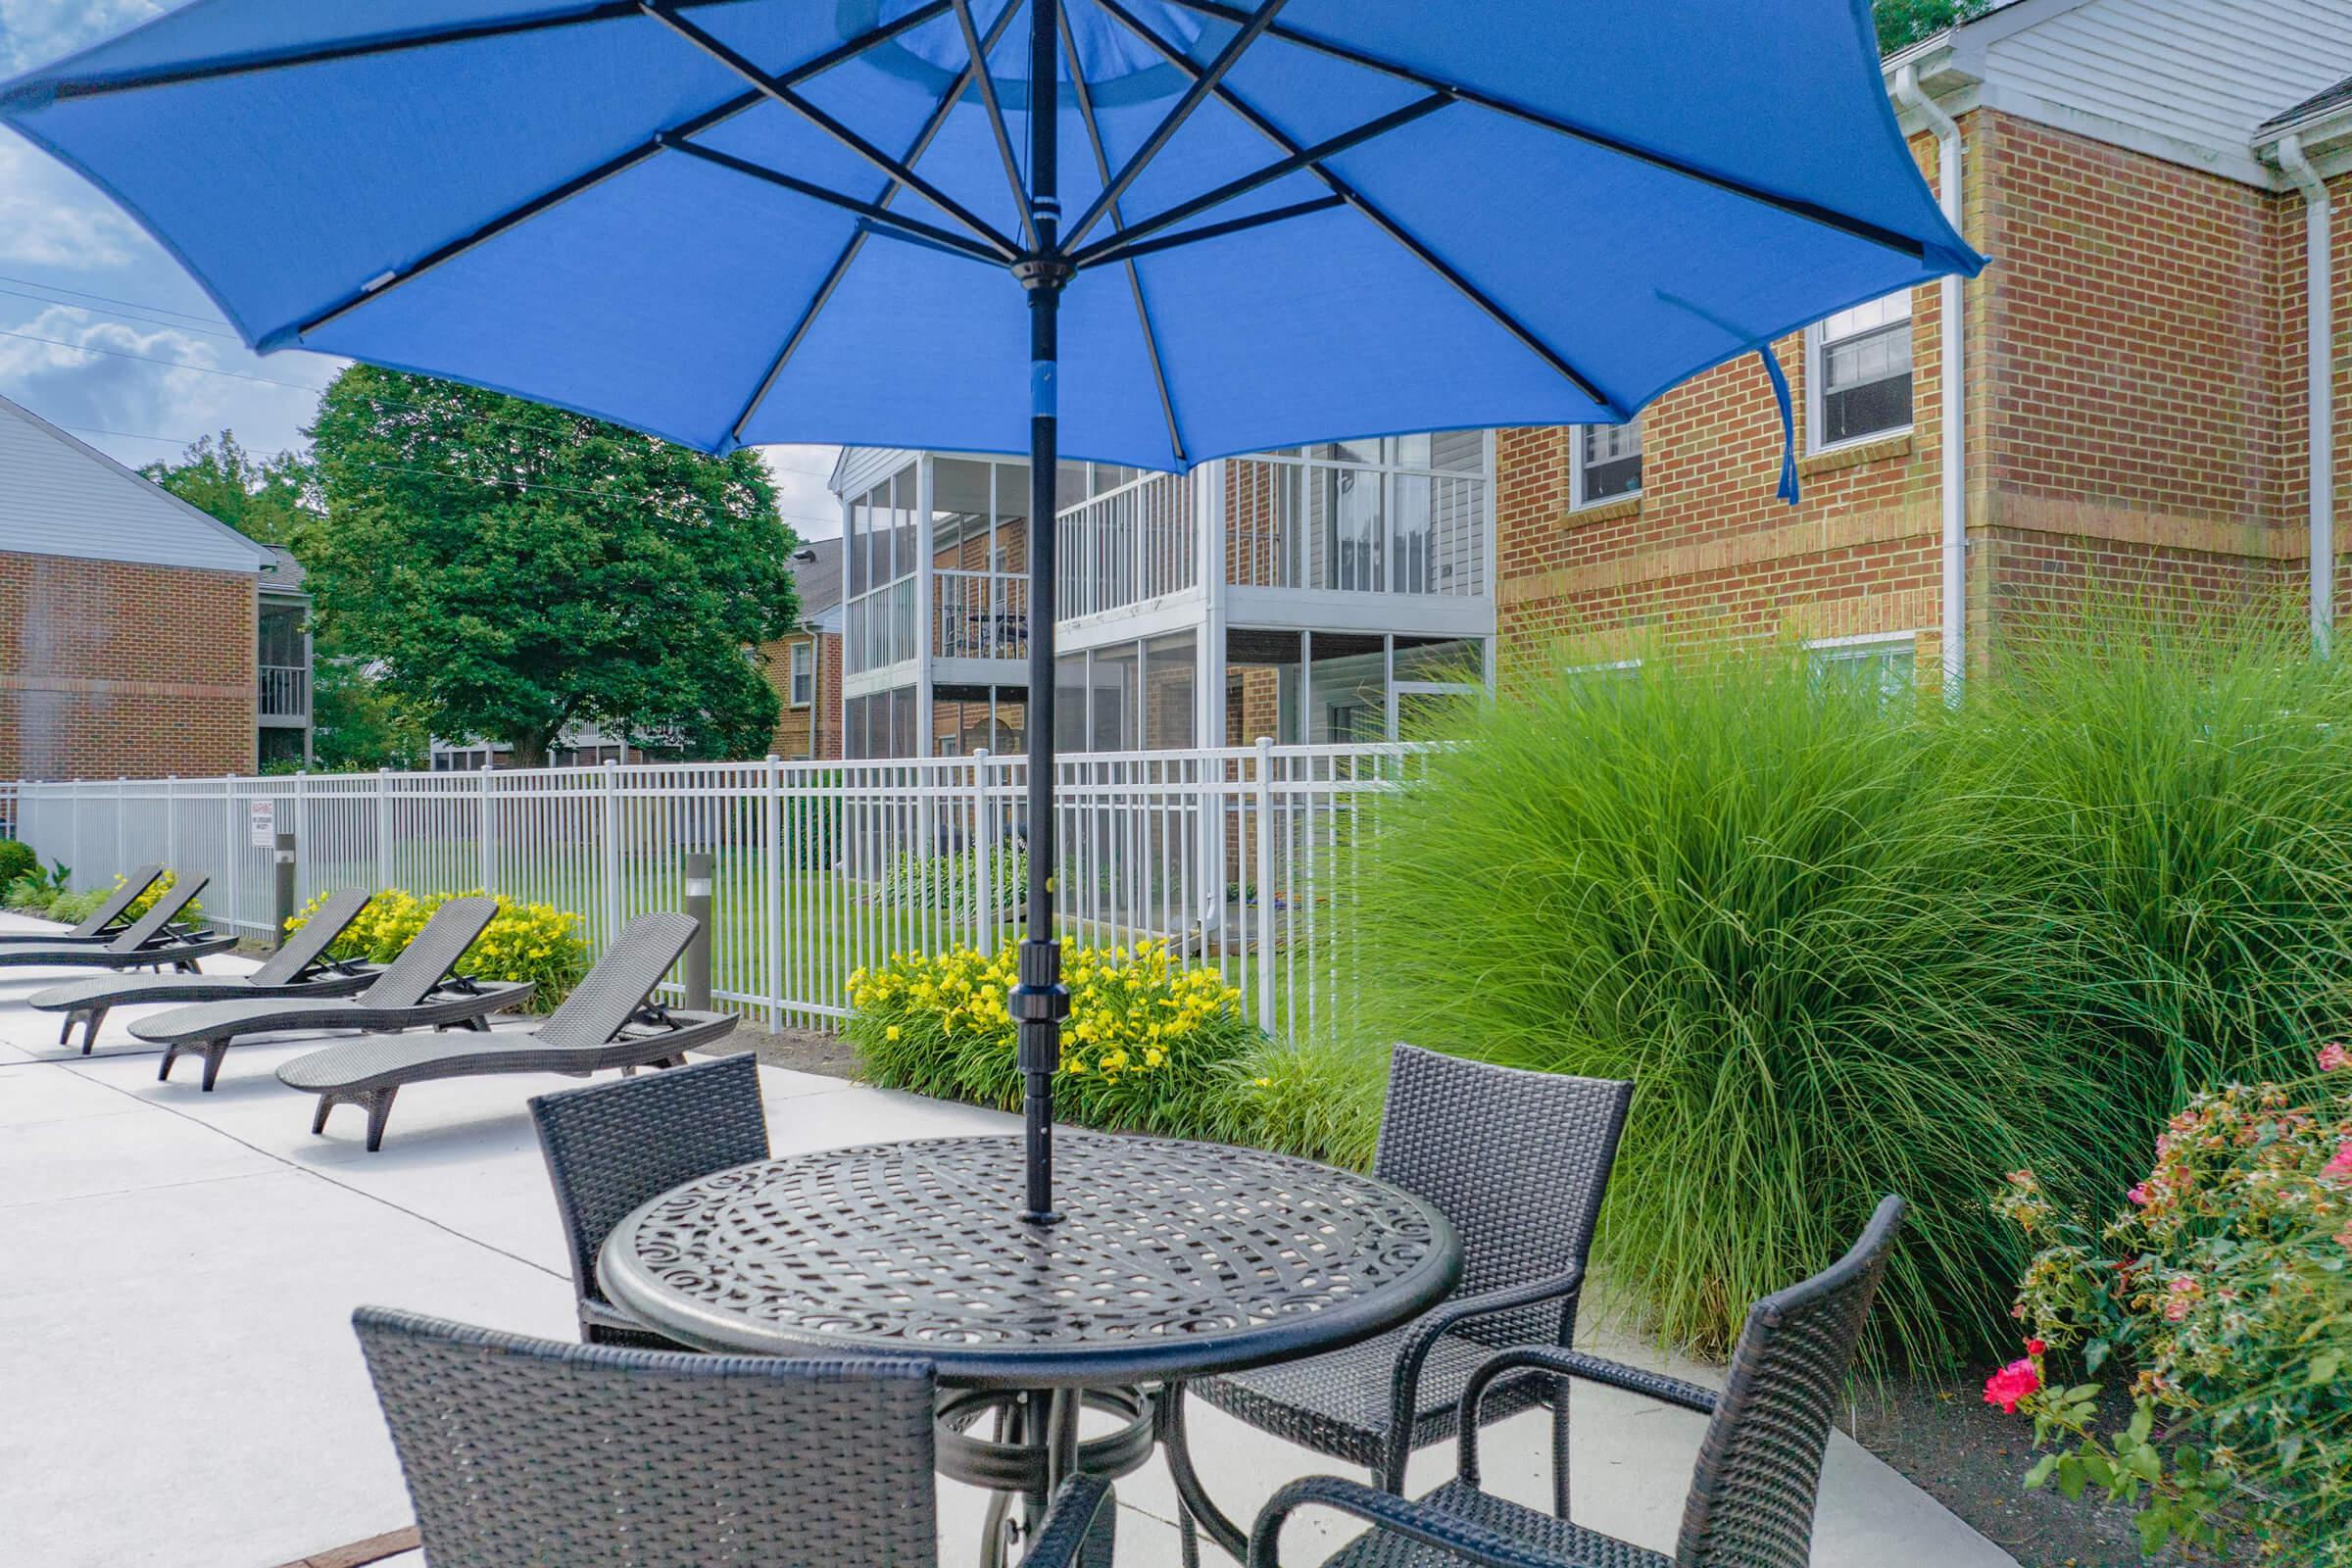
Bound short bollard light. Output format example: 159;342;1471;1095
681;853;713;1012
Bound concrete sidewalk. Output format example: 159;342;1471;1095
0;912;2018;1568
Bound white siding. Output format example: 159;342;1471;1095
1982;0;2352;179
0;395;271;574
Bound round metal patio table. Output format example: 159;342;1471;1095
599;1132;1461;1565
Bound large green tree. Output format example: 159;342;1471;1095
141;430;317;546
302;366;799;765
1873;0;1989;55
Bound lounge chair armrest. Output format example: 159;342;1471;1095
1250;1476;1584;1568
1381;1266;1588;1487
1456;1348;1718;1488
1025;1473;1115;1568
435;973;484;997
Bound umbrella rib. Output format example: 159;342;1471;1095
10;0;764;104
1066;91;1451;270
641;1;1021;263
1152;0;1931;261
1093;0;1620;415
276;2;954;347
660;138;1005;264
951;0;1041;253
1073;192;1345;269
725;0;1026;445
1058;3;1185;466
1060;0;1290;253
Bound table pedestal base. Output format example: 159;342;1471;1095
938;1387;1153;1567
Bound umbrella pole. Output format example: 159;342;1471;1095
1011;0;1069;1225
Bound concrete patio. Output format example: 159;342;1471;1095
0;913;2020;1568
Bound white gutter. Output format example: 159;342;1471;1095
1893;64;1968;696
2278;132;2334;655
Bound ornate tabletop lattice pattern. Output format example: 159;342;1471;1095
603;1135;1459;1384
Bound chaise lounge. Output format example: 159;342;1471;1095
131;895;525;1090
276;910;736;1151
0;877;231;974
29;888;378;1054
0;864;163;945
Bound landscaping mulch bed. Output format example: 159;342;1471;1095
1844;1368;2196;1568
718;1020;862;1080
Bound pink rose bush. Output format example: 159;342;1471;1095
1989;1069;2352;1563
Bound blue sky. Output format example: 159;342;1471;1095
0;1;844;537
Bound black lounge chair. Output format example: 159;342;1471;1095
29;888;378;1054
0;863;163;945
132;895;524;1091
529;1053;769;1347
352;1307;1112;1568
1250;1197;1908;1568
0;876;232;974
277;911;736;1151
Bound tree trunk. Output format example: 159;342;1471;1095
511;731;551;769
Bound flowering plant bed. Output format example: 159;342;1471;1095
288;887;588;1010
848;940;1259;1137
1990;1052;2352;1562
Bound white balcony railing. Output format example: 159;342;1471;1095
259;663;310;718
1055;469;1199;621
1228;450;1488;598
934;569;1029;662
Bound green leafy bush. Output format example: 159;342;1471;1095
1345;640;2111;1364
6;857;72;913
287;887;588;1010
1208;1034;1384;1170
1992;1057;2352;1562
122;869;203;931
44;887;110;925
0;839;35;888
850;940;1261;1137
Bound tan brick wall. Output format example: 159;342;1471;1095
759;628;844;761
0;551;256;780
1493;111;2343;670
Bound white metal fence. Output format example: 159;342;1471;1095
2;743;1421;1042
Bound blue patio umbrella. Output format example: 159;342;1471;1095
2;0;1982;1219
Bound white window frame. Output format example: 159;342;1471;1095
788;641;814;708
1568;418;1642;511
1806;630;1919;699
1805;292;1915;455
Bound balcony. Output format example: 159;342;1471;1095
934;569;1028;662
258;662;310;723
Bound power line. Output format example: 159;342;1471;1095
0;283;243;339
0;270;232;328
0;327;330;391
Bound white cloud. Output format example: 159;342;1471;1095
0;135;140;268
0;0;165;76
758;444;846;539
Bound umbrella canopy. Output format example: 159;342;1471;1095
3;0;1982;1217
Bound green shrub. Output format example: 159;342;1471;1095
1346;639;2105;1364
287;887;588;1010
1993;1057;2352;1563
849;940;1261;1137
1208;1034;1384;1170
122;869;203;931
45;887;109;925
0;839;34;887
6;857;72;912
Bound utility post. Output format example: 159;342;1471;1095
681;851;714;1013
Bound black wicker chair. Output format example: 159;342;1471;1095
1248;1196;1908;1568
1188;1046;1633;1518
528;1051;769;1348
353;1306;1115;1568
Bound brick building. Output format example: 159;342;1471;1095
760;535;845;761
1496;0;2352;686
0;394;309;781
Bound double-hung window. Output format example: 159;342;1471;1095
1808;293;1913;449
788;642;814;708
1571;417;1642;507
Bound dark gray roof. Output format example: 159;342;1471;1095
790;534;844;621
2264;74;2352;134
260;544;307;594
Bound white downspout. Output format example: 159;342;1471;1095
1894;64;1967;696
2278;133;2334;655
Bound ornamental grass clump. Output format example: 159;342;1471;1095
1345;639;2103;1365
848;940;1259;1137
1992;1054;2352;1563
287;887;587;1010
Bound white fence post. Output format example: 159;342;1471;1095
222;778;239;933
376;768;394;888
116;777;127;877
763;755;783;1031
600;760;621;946
478;763;495;894
164;776;176;870
1253;736;1276;1034
972;749;994;956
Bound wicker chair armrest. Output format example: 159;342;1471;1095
1026;1473;1115;1568
1456;1348;1718;1489
1378;1266;1587;1488
1250;1476;1586;1568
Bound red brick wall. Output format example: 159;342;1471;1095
0;551;257;780
1493;110;2339;671
759;628;844;761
